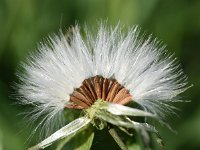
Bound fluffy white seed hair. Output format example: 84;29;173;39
17;24;189;135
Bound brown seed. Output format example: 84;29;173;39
65;75;133;109
102;78;108;100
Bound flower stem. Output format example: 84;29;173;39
108;125;128;150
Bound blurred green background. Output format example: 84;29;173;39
0;0;200;149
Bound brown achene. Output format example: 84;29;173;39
65;75;132;109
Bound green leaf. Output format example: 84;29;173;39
74;129;94;150
127;143;141;150
61;125;94;150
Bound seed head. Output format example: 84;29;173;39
16;23;190;149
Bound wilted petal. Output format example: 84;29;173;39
125;117;157;133
97;111;134;128
106;103;155;117
97;111;157;133
28;117;91;150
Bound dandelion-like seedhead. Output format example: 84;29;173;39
16;23;190;149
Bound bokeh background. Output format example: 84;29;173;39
0;0;200;149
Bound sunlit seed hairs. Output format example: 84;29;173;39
16;23;190;148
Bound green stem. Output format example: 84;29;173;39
108;125;128;150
